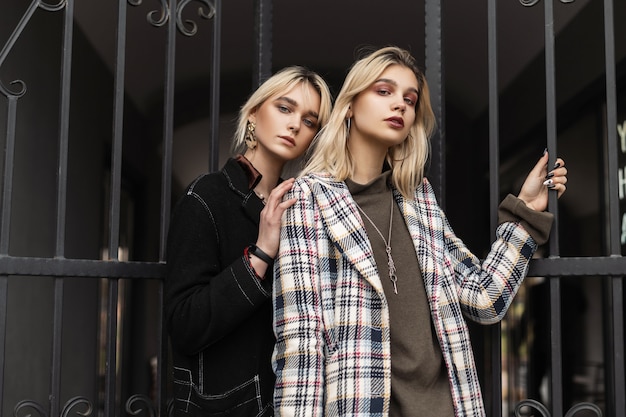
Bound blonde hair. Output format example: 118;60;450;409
301;46;436;198
232;66;333;154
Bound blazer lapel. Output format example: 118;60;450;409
314;177;384;294
396;186;440;304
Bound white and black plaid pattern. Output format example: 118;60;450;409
272;173;537;417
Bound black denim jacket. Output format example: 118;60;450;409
166;158;274;416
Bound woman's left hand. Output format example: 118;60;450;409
255;178;297;259
517;151;567;212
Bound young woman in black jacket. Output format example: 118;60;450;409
165;66;332;416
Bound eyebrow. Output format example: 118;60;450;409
374;78;419;96
275;96;319;119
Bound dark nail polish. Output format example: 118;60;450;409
545;172;554;179
547;184;556;189
553;162;561;169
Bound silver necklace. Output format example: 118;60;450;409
355;192;398;294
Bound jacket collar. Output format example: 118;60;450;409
310;174;385;294
222;157;265;224
310;174;439;300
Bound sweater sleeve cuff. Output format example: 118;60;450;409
498;194;554;245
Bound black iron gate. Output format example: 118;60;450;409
0;0;624;416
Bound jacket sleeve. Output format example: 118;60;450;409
443;207;537;324
165;192;272;355
273;180;326;417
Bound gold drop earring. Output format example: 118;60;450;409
245;121;257;150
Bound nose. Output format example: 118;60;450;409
393;97;406;113
288;116;300;133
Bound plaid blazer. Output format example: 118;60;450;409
272;173;537;417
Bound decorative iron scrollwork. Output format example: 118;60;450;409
564;402;603;417
38;0;67;12
0;80;27;99
520;0;575;6
126;394;157;417
177;0;215;36
14;400;48;417
515;399;551;417
127;0;169;27
61;397;93;417
515;399;603;417
0;0;67;98
128;0;215;36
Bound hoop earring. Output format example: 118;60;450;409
245;121;257;150
345;118;351;138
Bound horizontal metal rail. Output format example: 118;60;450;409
0;256;166;278
0;255;623;279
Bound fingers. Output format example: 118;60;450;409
530;151;550;178
263;179;297;212
543;156;567;198
256;179;297;257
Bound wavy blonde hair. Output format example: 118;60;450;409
232;66;333;154
301;46;436;198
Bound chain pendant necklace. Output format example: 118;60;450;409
355;192;398;294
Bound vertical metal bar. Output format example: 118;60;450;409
157;281;167;416
543;1;562;415
602;0;625;413
55;0;73;259
110;0;127;261
104;0;129;414
487;0;499;234
209;0;221;173
487;0;502;415
105;279;119;416
157;2;177;416
1;97;17;255
252;0;272;89
0;97;15;417
0;11;24;413
424;0;445;206
0;275;6;414
50;277;64;417
159;0;176;261
603;0;620;256
156;3;178;415
156;2;177;413
50;1;74;415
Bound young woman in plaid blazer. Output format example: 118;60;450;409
272;47;567;417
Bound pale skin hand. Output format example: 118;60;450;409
249;177;297;277
517;152;568;212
